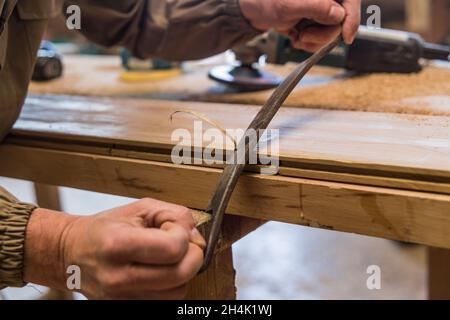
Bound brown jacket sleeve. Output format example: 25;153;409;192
0;187;37;289
65;0;261;60
0;1;50;289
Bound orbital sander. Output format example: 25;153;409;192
209;25;450;91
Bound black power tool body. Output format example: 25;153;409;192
32;41;63;82
209;26;450;91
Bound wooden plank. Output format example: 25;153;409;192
280;167;450;195
14;95;450;184
2;144;450;249
9;135;450;196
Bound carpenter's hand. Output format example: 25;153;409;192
240;0;361;51
24;198;205;300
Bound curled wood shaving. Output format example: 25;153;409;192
170;109;237;149
192;209;212;227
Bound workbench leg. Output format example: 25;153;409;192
33;183;73;300
427;247;450;300
406;0;449;42
34;183;62;210
186;248;236;300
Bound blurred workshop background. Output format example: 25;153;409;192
1;0;449;300
42;0;450;55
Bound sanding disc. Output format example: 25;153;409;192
119;69;182;82
208;65;282;91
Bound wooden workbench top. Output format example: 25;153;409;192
13;94;450;188
3;94;450;250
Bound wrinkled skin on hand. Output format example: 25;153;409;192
240;0;361;51
25;198;205;299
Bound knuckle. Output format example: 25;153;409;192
138;197;154;208
179;206;191;217
165;235;188;262
99;236;119;258
179;207;195;226
166;205;194;227
322;0;341;21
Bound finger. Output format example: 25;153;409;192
290;25;341;52
189;227;206;249
160;215;205;249
109;222;190;264
132;198;195;231
142;201;195;231
160;219;204;249
291;40;324;53
298;25;342;45
276;28;292;37
287;0;346;25
126;243;204;291
153;207;195;231
105;198;191;228
342;0;361;44
161;221;205;251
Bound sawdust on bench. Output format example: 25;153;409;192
210;66;450;116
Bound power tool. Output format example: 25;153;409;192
32;41;63;82
119;49;182;82
209;25;450;91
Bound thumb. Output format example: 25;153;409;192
296;0;346;25
161;221;206;250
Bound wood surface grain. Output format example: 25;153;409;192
14;95;450;186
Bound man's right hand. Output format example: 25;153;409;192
24;198;205;299
240;0;361;51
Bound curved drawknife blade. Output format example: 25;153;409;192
199;36;342;272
